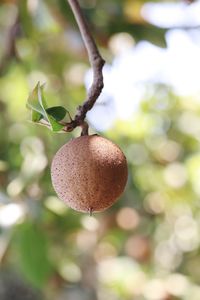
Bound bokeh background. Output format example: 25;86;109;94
1;0;200;299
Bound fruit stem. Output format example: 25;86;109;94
89;207;93;216
81;121;89;136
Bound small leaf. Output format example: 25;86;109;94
38;87;65;132
27;82;66;132
31;110;43;122
37;83;48;111
48;115;65;132
26;82;46;117
46;106;67;121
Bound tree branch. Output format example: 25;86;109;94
64;0;105;134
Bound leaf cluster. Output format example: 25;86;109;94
26;83;70;132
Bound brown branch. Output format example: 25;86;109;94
64;0;105;134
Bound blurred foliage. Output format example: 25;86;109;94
0;0;200;300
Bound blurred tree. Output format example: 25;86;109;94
0;0;200;300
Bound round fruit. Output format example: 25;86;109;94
51;134;128;213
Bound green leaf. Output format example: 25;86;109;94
37;84;65;132
46;106;67;121
31;110;43;122
16;222;52;288
47;115;65;132
26;83;46;117
26;82;66;132
37;82;48;111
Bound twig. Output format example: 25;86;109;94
64;0;105;135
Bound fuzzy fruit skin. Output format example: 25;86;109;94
51;135;128;213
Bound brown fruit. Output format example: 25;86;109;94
51;135;128;213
